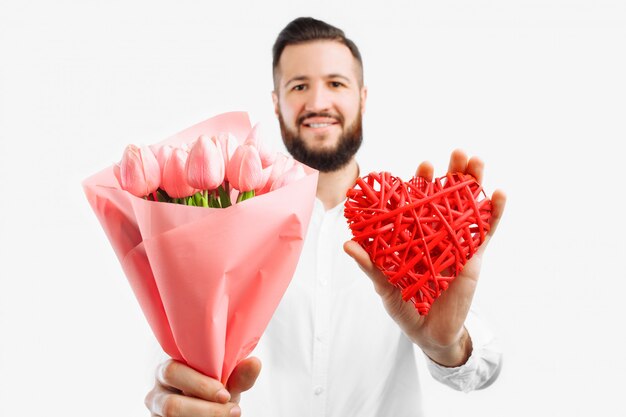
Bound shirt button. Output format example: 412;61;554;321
314;386;324;395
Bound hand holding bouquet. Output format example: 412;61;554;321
83;112;317;384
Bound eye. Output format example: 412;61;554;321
330;81;344;88
292;84;306;91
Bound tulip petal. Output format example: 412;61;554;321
228;144;262;192
162;147;197;198
119;145;161;197
213;132;239;182
187;135;225;190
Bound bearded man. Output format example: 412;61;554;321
145;17;506;417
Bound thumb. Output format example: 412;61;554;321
226;356;262;403
477;188;507;254
486;189;506;240
343;240;391;294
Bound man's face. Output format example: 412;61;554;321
272;40;367;172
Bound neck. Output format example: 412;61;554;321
316;158;359;210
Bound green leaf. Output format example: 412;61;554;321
194;192;201;206
236;190;255;203
218;185;231;208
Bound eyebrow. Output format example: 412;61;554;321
326;74;351;84
284;74;352;89
284;76;309;89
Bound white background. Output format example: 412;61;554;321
1;1;625;415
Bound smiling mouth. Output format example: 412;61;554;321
301;118;340;129
298;113;343;130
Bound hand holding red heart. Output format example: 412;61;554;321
344;149;506;367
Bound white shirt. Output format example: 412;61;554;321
240;196;502;417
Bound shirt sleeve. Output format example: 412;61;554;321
423;307;503;393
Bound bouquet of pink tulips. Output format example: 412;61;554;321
117;123;306;207
83;112;317;384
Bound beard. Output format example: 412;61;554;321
278;109;363;173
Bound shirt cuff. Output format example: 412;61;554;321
423;310;503;392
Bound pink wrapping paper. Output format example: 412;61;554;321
83;112;318;383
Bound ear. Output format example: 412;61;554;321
360;85;368;114
271;90;279;117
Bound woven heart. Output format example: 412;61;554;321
344;172;492;315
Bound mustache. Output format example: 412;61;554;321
297;112;344;125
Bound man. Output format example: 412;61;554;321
145;17;506;417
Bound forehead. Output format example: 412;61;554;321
276;40;359;83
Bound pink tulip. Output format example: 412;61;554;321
186;135;225;190
118;144;161;198
161;147;197;198
270;164;306;192
155;145;174;174
244;123;276;168
227;144;263;192
257;153;295;195
212;132;239;181
255;165;273;195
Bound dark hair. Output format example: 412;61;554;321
272;17;363;88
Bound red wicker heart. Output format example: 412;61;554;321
344;172;492;315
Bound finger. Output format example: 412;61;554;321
343;240;376;277
478;188;507;253
466;156;484;183
226;357;262;403
447;149;468;174
157;360;230;404
415;161;434;182
343;240;393;296
149;389;241;417
487;189;506;238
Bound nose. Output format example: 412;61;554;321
304;83;332;112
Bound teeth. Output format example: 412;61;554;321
308;123;331;128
